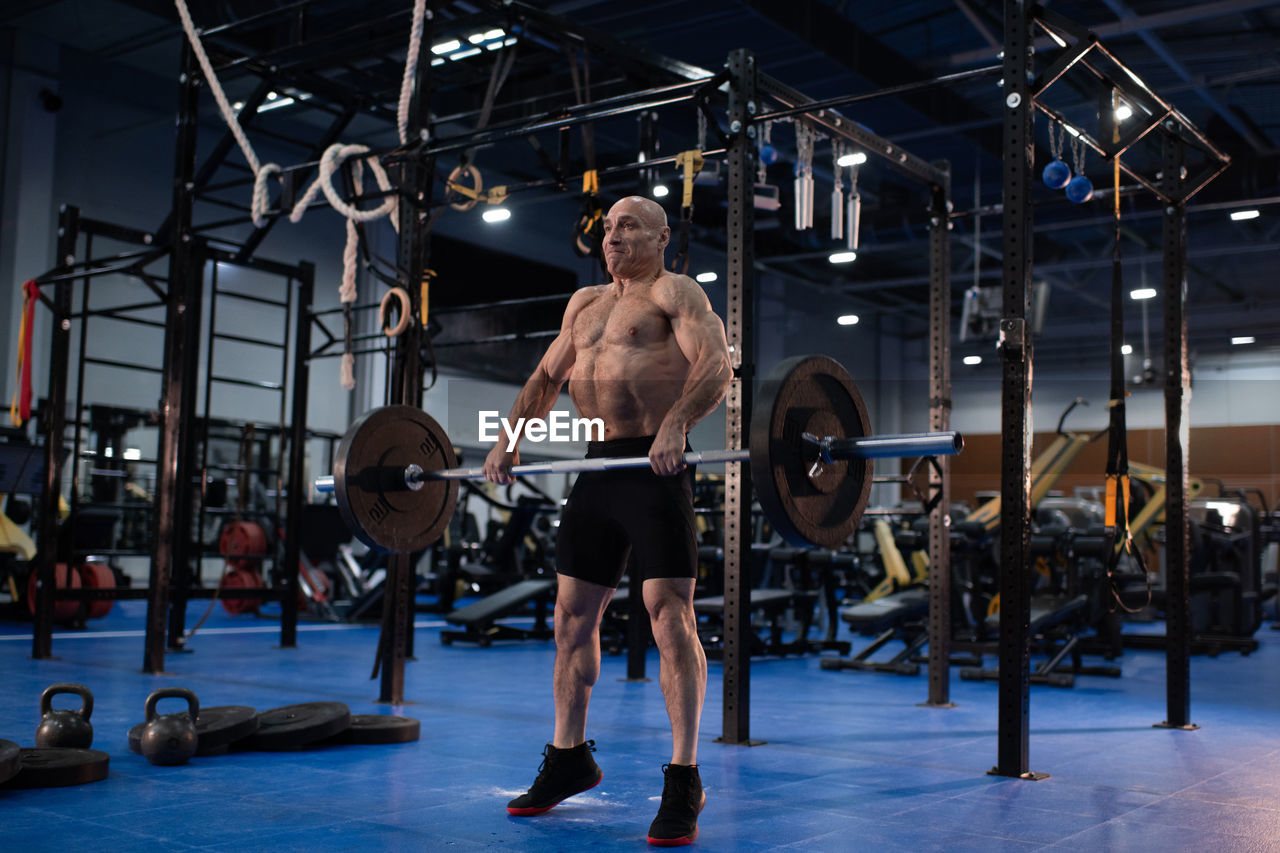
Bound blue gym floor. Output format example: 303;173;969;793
3;600;1279;852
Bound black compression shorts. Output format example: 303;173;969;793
555;435;698;589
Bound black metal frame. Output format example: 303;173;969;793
993;1;1228;775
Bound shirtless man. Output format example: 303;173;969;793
483;195;731;846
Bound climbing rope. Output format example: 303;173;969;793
172;0;430;390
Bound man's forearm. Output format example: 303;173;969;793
501;368;563;450
662;353;731;435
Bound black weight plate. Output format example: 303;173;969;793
196;705;260;753
0;739;19;785
749;355;873;548
0;748;109;789
127;705;260;755
333;405;459;553
244;702;351;750
324;715;421;746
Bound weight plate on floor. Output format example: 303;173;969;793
0;748;109;789
323;715;420;746
333;405;459;553
243;702;351;750
749;355;873;548
0;740;19;785
127;705;259;755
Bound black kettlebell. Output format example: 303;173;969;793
139;687;200;766
35;682;94;748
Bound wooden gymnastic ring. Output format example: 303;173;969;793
379;287;412;338
446;164;483;211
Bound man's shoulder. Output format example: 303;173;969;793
651;272;708;313
568;284;610;309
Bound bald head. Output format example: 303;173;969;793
609;195;669;230
602;196;671;282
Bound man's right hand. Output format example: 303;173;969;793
483;444;518;485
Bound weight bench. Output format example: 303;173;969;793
960;594;1122;687
693;587;819;658
441;578;556;647
821;588;930;676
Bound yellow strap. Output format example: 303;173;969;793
582;169;598;195
675;150;704;208
9;289;31;427
1105;473;1131;531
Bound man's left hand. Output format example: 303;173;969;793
650;424;687;476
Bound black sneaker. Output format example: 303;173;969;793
647;763;705;847
506;741;603;816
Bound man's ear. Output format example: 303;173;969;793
658;225;671;249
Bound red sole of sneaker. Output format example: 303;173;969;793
646;827;698;847
506;773;602;816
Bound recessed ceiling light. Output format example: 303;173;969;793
482;208;511;223
837;314;859;326
695;272;717;283
1230;209;1260;221
829;251;857;264
1129;288;1156;300
1231;336;1255;345
652;184;669;198
963;355;982;366
836;152;867;167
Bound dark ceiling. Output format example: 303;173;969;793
5;0;1279;375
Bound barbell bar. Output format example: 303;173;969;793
314;431;960;493
319;354;964;552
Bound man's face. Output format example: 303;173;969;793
603;199;669;279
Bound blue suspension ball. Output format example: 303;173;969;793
759;143;778;166
1041;158;1071;190
1065;174;1094;203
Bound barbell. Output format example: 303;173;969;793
315;355;963;552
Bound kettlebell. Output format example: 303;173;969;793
35;682;94;748
139;687;200;766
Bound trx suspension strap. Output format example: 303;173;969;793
672;149;704;275
568;47;605;270
1103;92;1146;612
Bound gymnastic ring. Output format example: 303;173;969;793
446;164;483;211
380;287;412;338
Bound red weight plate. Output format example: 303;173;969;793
75;563;115;620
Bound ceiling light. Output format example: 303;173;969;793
963;355;982;366
695;272;717;283
1114;104;1133;121
482;208;511;223
123;448;142;461
483;29;504;40
1121;344;1133;355
1230;209;1260;221
468;32;488;44
450;47;482;60
1129;287;1156;300
829;251;857;264
257;96;297;113
837;314;859;326
1063;124;1080;138
837;152;867;167
431;57;444;66
432;39;461;54
652;184;669;198
1231;336;1255;345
